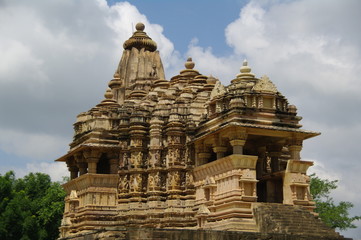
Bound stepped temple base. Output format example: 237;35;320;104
59;203;348;240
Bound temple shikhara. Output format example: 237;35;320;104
56;23;344;239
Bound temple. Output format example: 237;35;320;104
56;23;344;239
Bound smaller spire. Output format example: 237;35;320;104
236;59;255;79
179;57;200;77
96;88;119;107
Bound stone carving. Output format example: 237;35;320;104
149;150;160;167
210;80;226;100
130;152;143;167
148;172;160;190
168;171;180;189
253;75;278;93
118;175;129;192
186;171;194;186
58;23;322;238
130;174;142;192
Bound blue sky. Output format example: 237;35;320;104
0;0;360;238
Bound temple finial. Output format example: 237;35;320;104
104;88;114;99
185;57;195;69
123;22;157;52
135;22;145;31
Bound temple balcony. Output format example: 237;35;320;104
194;154;258;229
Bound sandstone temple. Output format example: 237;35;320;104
56;23;345;239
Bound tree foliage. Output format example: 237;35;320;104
0;171;66;240
310;173;361;230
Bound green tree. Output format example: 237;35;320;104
0;171;66;240
310;173;361;230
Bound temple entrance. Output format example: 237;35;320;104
257;176;283;203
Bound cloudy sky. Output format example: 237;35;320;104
0;0;360;238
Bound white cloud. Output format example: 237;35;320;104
24;162;68;182
0;162;68;182
0;0;181;162
186;38;241;82
0;128;68;161
224;0;361;96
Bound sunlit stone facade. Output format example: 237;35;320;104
56;23;343;239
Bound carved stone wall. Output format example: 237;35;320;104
55;23;335;239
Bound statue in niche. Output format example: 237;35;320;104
149;151;160;167
122;152;129;169
266;156;271;173
154;151;160;165
174;148;180;160
186;171;194;185
147;153;153;167
120;141;128;150
169;171;179;188
130;174;142;192
148;174;155;190
154;172;160;187
131;139;142;147
150;64;157;78
118;175;129;192
131;152;143;167
169;136;180;145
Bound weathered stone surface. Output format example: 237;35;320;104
59;227;347;240
56;23;345;239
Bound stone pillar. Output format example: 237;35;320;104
230;139;246;155
289;145;302;160
212;146;227;159
129;112;147;169
229;129;247;155
66;159;79;180
149;117;164;168
109;158;119;174
195;142;210;166
197;152;211;166
69;166;79;180
75;153;87;176
257;146;267;178
268;144;283;173
78;162;87;175
288;137;303;161
83;150;101;174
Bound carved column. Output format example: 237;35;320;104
149;117;164;168
230;139;246;155
267;144;283;173
75;153;87;176
229;129;247;155
257;146;267;178
66;158;78;180
83;150;101;174
166;113;184;167
108;152;119;174
213;146;227;159
288;138;303;161
195;141;211;166
69;166;79;180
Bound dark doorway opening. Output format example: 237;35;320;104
97;153;110;174
257;177;283;203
